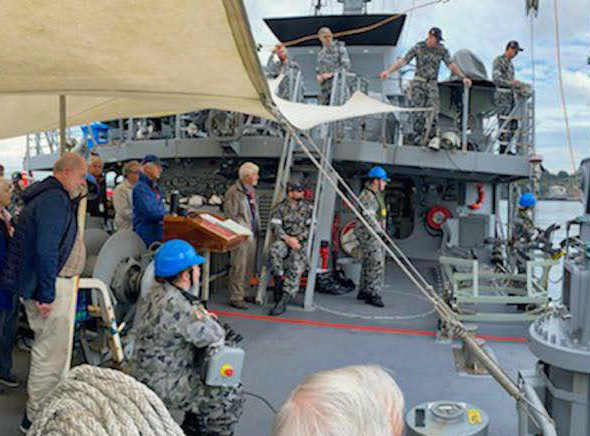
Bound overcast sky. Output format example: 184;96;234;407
1;0;587;175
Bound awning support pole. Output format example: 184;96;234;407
59;95;66;155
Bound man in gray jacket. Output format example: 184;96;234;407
224;162;260;309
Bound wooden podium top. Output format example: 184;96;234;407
163;213;248;252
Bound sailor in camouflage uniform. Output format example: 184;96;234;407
380;27;472;145
129;240;244;436
268;180;313;316
266;43;302;100
355;166;389;308
512;193;536;245
492;40;526;154
316;27;351;105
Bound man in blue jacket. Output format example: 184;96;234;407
0;152;87;433
133;155;166;247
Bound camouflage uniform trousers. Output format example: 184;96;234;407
319;78;334;105
357;233;385;296
269;239;307;297
409;80;439;145
495;91;517;153
155;369;244;436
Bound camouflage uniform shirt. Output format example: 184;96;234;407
316;40;351;105
266;55;301;100
492;54;517;151
492;55;515;88
270;199;313;242
403;42;452;143
129;282;225;400
403;41;452;81
316;40;351;75
269;199;313;297
355;188;386;296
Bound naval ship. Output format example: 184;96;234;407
7;1;588;435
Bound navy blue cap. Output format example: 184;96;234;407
429;27;443;42
506;40;524;52
142;154;163;166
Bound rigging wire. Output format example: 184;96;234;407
281;0;446;47
551;0;576;174
269;112;556;428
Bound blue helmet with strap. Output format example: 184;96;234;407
154;240;205;278
519;193;536;208
367;166;389;181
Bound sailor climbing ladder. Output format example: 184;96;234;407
256;70;345;308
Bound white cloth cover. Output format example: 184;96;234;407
0;0;429;139
0;0;272;139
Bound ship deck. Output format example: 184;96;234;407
0;260;538;435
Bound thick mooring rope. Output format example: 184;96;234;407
28;365;184;436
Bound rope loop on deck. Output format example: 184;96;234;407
28;365;184;436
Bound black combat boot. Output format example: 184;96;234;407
357;290;371;301
269;293;291;316
365;293;384;308
273;276;284;303
181;411;202;436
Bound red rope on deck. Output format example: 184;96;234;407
212;310;529;343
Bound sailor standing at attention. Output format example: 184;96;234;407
316;27;351;105
380;27;472;146
492;40;526;154
355;166;389;308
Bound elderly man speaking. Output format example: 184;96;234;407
224;162;260;309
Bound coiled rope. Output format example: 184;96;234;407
28;365;184;436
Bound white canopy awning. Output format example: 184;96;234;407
0;0;273;139
0;0;423;140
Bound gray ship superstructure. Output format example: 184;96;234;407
4;1;584;435
25;0;538;314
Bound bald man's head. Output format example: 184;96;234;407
53;152;87;196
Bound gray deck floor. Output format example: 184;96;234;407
0;261;537;435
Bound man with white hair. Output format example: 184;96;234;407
113;160;140;231
0;152;87;432
273;365;404;436
224;162;260;309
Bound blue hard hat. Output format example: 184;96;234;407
519;193;536;208
367;166;389;181
154;240;205;278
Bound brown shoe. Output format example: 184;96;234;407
230;300;249;310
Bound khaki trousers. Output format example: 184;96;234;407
24;277;78;421
229;237;257;303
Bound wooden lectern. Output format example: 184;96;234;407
163;213;249;301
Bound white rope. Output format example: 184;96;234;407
551;0;576;174
314;303;435;321
28;365;184;436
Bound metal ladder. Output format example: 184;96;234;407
256;72;343;308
